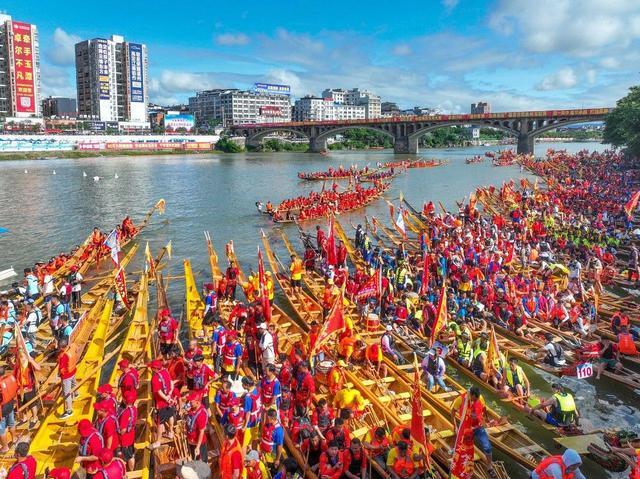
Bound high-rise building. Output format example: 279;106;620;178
471;102;491;114
322;88;381;119
41;96;77;117
188;88;291;126
292;96;367;121
0;14;41;118
75;35;148;127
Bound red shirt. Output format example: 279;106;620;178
7;456;36;479
58;351;76;380
80;430;104;473
186;406;208;444
97;415;120;451
118;405;137;447
190;363;216;393
151;369;172;409
342;448;367;474
158;317;178;342
118;370;139;399
319;451;343;479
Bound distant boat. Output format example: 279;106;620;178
114;173;119;179
93;176;100;182
83;171;87;177
24;169;28;174
0;267;16;282
53;170;57;175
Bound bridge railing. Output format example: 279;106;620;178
232;107;611;130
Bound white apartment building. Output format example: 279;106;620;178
293;96;366;121
321;88;381;119
188;88;291;126
0;13;41;119
75;35;149;127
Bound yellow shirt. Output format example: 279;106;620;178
334;388;366;411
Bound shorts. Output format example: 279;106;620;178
22;389;36;405
598;358;618;369
119;445;135;461
155;406;176;425
291;279;301;288
160;342;174;357
545;412;560;426
0;409;15;435
473;427;492;455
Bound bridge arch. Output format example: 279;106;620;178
314;125;396;148
246;128;310;147
527;118;601;138
408;121;519;144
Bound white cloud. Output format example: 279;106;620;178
536;67;578;91
392;44;412;56
586;69;597;85
215;33;250;46
47;28;80;66
40;64;75;97
600;57;620;69
490;0;640;56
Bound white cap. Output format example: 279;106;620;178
386;325;393;331
258;322;267;329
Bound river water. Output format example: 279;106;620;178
0;141;636;477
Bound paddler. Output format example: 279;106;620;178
530;448;586;479
6;442;36;479
220;424;244;479
94;448;126;479
185;391;208;461
333;382;366;417
225;261;240;300
260;409;284;474
57;337;77;419
148;359;176;449
75;418;104;477
117;390;137;470
528;383;579;428
244;449;270;479
327;360;347;395
595;337;623;379
116;359;139;402
363;426;391;471
93;401;119;452
0;366;18;454
608;436;640;479
157;308;179;358
289;254;304;293
501;357;530;400
189;354;216;408
96;384;118;413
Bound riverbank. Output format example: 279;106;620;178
0;148;217;161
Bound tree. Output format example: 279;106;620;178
215;137;244;153
604;85;640;158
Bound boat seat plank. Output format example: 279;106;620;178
378;392;411;403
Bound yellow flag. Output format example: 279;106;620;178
166;240;172;259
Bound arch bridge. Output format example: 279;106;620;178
231;108;611;155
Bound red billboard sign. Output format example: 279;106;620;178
12;21;36;114
260;106;284;117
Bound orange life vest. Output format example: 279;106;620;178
392;450;415;478
629;450;640;479
533;455;575;479
0;374;18;405
618;333;639;356
219;438;244;478
611;312;629;330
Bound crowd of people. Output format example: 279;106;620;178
297;165;373;181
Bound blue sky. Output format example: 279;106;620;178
4;0;639;111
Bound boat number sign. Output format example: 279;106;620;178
576;363;594;379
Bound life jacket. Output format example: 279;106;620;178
347;448;365;475
218;390;235;413
618;334;638;356
192;365;208;391
62;349;77;374
117;405;137;434
505;366;526;389
456;339;472;362
368;429;390;456
97;414;118;442
630;450;640;479
315;408;332;430
260;378;277;405
247;388;262;424
80;431;103;456
8;460;33;479
260;422;278;453
186;407;207;434
118;370;139;391
97;460;126;479
533;455;576;479
392;450;415;478
425;356;440;376
220;439;244;478
366;343;382;362
553;393;576;424
223;341;239;367
611;312;630;331
0;374;18;405
159;318;173;336
155;369;172;396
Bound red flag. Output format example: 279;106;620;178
325;216;337;266
355;269;380;301
419;250;430;295
450;393;475;479
310;296;344;357
430;284;447;345
258;247;272;322
624;191;640;219
114;266;131;309
13;325;32;395
411;355;432;470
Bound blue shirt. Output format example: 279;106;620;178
26;274;39;296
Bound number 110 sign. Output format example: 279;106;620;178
576;363;593;379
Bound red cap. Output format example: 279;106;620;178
147;359;163;369
122;390;137;404
71;266;78;272
78;419;93;436
160;308;170;317
97;384;113;394
48;468;71;479
97;448;113;464
118;359;130;369
230;396;241;407
226;330;237;339
205;282;215;291
93;400;113;413
186;391;203;402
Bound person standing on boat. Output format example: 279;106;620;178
421;349;450;392
185;391;209;461
450;387;496;478
289;254;304;293
258;323;276;371
225;262;240;300
157;309;179;358
93;401;119;453
189;354;215;408
381;325;404;364
117;390;137;470
530;448;586;479
221;331;243;379
57;338;77;419
148;359;176;449
260;409;284;474
22;269;40;302
5;442;36;479
93;448;126;479
68;266;84;314
116;359;139;402
76;418;104;478
0;366;18;454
